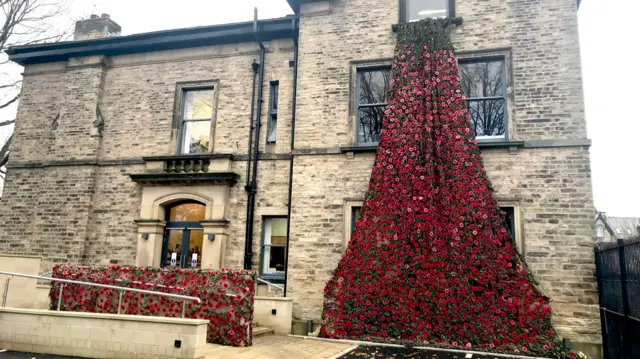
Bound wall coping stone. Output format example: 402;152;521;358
255;296;294;302
0;307;209;325
0;254;42;260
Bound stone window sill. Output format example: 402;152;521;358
340;141;525;155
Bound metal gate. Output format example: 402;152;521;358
594;239;640;359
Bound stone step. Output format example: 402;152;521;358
253;326;275;338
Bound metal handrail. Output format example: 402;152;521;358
257;277;285;291
0;271;201;318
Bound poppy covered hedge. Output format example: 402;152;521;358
320;19;575;358
50;264;256;347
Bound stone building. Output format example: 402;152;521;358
0;0;600;354
595;212;640;243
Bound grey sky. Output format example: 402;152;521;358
1;0;638;216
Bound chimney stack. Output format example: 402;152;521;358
74;13;121;41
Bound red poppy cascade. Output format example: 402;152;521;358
320;19;575;358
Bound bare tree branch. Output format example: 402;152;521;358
0;118;14;127
0;79;20;90
0;0;70;188
0;93;18;109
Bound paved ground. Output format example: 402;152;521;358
338;346;507;359
203;336;357;359
1;340;512;359
0;351;82;359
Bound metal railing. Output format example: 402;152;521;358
0;271;201;318
256;277;285;292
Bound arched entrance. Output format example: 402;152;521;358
160;201;206;268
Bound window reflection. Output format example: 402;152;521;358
357;68;390;145
459;60;507;139
169;203;206;222
406;0;448;22
180;88;214;154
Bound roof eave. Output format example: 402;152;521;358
8;16;299;66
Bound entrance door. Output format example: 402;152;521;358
160;201;205;268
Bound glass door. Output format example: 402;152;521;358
161;228;204;268
160;201;206;269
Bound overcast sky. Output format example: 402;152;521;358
1;0;638;216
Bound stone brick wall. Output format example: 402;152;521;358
0;40;295;275
0;0;598;348
288;0;597;346
286;146;599;344
295;0;586;149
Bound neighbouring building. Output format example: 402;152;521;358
0;0;600;354
595;212;640;243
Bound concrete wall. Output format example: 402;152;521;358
254;296;293;335
0;255;47;309
0;308;208;359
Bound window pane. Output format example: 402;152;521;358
357;106;385;144
188;230;204;269
270;84;279;111
407;0;448;21
267;115;277;143
184;89;214;120
358;69;390;105
351;207;362;236
459;61;505;98
169;203;206;222
166;229;183;267
263;246;286;274
265;218;288;245
262;217;288;275
468;99;506;138
181;120;211;154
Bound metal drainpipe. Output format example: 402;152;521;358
244;8;266;271
243;60;259;269
283;18;299;297
246;60;259;189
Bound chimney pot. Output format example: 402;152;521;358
90;14;99;19
101;13;110;18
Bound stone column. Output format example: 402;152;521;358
134;219;166;267
200;220;229;270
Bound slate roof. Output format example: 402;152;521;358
606;216;640;240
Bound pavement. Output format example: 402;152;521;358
203;335;357;359
337;346;505;358
0;336;355;359
1;339;513;359
0;350;82;359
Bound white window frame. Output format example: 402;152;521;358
260;216;288;281
498;201;523;255
343;199;364;251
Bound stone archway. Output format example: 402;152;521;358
134;188;230;269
